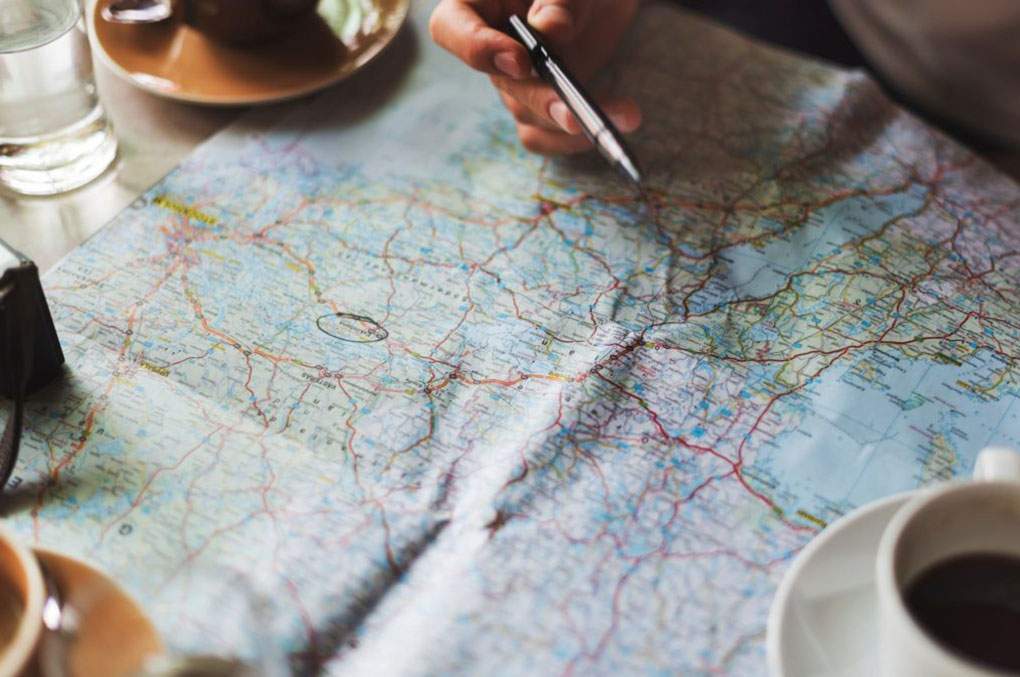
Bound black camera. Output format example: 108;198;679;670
0;239;64;487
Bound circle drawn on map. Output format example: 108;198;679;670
317;312;389;344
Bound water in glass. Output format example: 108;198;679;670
0;0;117;195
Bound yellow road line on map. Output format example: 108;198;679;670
140;361;170;377
154;195;219;226
796;509;826;528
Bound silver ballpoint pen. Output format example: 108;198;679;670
508;14;643;185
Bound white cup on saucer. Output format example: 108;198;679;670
875;446;1020;676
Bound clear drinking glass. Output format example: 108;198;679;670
0;0;118;196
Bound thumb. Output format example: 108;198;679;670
527;0;592;48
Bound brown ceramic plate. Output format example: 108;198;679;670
90;0;410;105
34;548;163;676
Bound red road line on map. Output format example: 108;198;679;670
98;427;224;542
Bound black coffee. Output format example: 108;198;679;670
905;553;1020;672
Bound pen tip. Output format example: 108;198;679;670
620;157;642;186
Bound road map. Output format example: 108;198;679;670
4;2;1020;674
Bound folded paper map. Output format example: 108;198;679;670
4;3;1019;674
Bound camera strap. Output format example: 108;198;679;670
0;391;24;489
0;275;28;487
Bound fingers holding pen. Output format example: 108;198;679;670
492;76;579;134
428;0;601;80
492;74;643;136
430;0;644;157
429;0;532;79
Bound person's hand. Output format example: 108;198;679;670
429;0;642;155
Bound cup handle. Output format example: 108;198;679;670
972;446;1020;482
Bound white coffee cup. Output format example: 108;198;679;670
875;446;1020;676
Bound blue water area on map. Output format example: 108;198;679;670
689;188;928;313
752;347;1020;516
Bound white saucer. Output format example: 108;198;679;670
767;491;918;676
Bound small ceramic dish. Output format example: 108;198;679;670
90;0;410;105
35;548;163;676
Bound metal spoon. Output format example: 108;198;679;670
38;562;80;677
100;0;174;24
